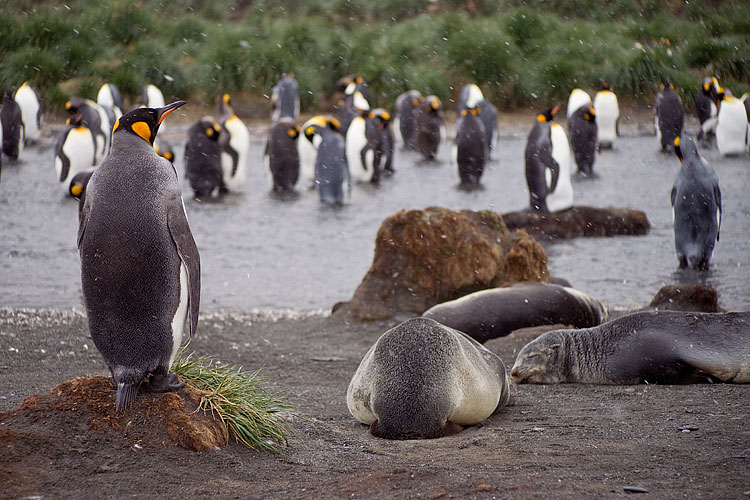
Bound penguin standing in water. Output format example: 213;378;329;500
55;113;96;195
265;117;301;192
368;108;395;176
270;73;300;122
97;82;123;119
714;87;749;156
217;93;250;190
694;77;719;144
65;98;111;164
525;104;574;213
655;80;684;152
305;119;350;204
1;92;24;160
78;101;200;412
298;115;340;188
184;116;223;198
394;90;422;149
14;81;43;144
338;76;371;134
671;136;721;270
457;84;498;157
593;81;619;150
566;88;591;121
569;105;597;176
347;91;380;183
454;106;487;187
415;95;443;161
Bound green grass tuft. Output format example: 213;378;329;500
171;351;297;453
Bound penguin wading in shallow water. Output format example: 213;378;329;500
298;115;339;188
694;77;719;144
457;84;498;157
655;80;684;152
569;105;597;176
346;91;379;183
217;93;250;191
394;90;422;149
714;87;749;157
566;88;591;122
338;76;371;135
265;117;301;192
454;106;487;187
55;113;96;195
305;119;350;204
14;81;43;144
1;92;24;160
368;108;395;176
525;104;574;212
185;116;223;198
78;101;200;411
593;81;619;150
415;95;443;161
671;136;721;270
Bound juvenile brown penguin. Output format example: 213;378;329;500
78;101;200;411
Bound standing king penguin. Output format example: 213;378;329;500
305;118;350;204
270;73;300;122
569;105;597;176
671;136;721;270
265;117;301;192
78;101;200;411
415;96;443;161
454;106;487;187
655;80;684;152
694;77;719;143
185;116;223;198
525;104;574;212
217;93;250;190
592;81;619;150
55;113;96;195
346;91;379;183
566;88;591;121
394;90;422;149
1;92;24;160
714;87;749;156
14;81;43;144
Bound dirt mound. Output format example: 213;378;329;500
649;284;722;312
502;205;650;239
0;376;227;455
346;207;549;321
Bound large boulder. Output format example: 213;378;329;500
346;207;549;321
501;206;650;240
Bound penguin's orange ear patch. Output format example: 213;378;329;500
164;152;174;161
461;109;468;117
132;121;151;143
205;128;214;137
674;137;680;147
287;127;298;138
65;101;72;110
536;114;545;122
70;184;84;198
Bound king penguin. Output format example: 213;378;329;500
569;105;597;176
394;90;422;149
566;88;591;121
454;106;487;187
55;113;96;195
714;87;749;156
270;73;300;122
415;95;443;161
654;80;684;152
65;98;111;164
592;81;619;150
14;81;43;145
217;93;250;190
265;117;301;192
97;82;124;119
368;108;394;176
338;76;371;134
184;116;223;198
298;115;340;189
1;92;24;160
346;91;378;183
78;101;200;411
305;118;350;204
694;76;719;144
525;104;574;212
671;136;721;270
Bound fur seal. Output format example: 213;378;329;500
347;317;511;440
423;282;606;343
510;311;750;384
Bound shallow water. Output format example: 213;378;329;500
1;124;748;313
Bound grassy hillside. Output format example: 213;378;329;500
1;0;748;115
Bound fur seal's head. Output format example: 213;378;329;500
510;333;565;384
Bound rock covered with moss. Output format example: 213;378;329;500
346;207;549;321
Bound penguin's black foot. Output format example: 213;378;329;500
145;372;186;393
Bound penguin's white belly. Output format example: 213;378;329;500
298;138;318;187
346;117;370;182
545;124;573;213
58;129;96;192
593;92;619;144
716;99;748;156
15;88;41;142
263;143;274;190
567;90;591;120
169;262;189;368
222;117;250;189
654;115;662;146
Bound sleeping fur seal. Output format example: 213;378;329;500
510;311;750;384
423;282;607;343
347;317;511;440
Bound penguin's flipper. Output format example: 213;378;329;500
670;186;676;208
168;202;201;338
541;144;560;193
714;184;722;241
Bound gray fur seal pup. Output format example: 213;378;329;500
79;101;200;411
510;311;750;384
423;282;606;343
671;136;721;270
347;317;511;440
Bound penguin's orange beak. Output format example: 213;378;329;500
157;101;186;125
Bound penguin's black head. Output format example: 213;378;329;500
113;101;185;146
286;123;301;140
660;80;674;91
65;113;85;127
600;80;611;91
197;116;222;142
583;106;596;122
536;104;561;122
65;97;89;115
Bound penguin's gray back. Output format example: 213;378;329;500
569;106;597;175
315;128;348;204
476;99;498;152
456;112;487;185
185;118;222;197
656;89;684;148
525;121;553;210
1;93;24;159
267;118;300;191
